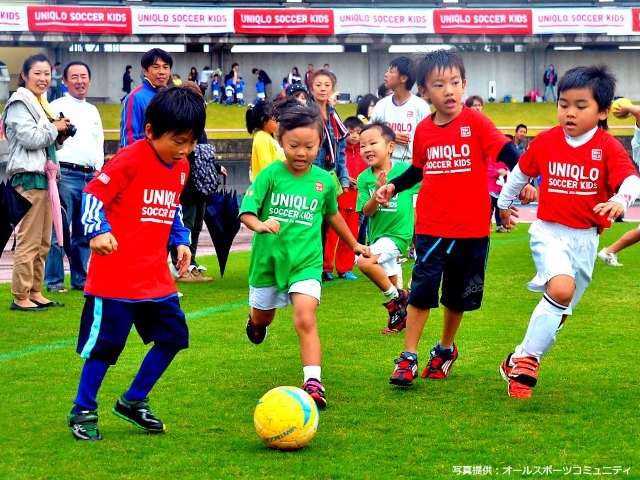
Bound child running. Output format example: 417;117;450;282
356;121;418;333
240;99;370;408
67;85;206;440
375;49;534;387
497;65;640;398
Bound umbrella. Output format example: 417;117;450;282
45;159;63;247
0;179;32;259
203;186;240;277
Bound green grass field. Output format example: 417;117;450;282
1;223;638;479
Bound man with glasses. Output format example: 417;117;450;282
120;48;173;147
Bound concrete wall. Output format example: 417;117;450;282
32;47;640;106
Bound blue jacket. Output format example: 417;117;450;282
120;78;158;148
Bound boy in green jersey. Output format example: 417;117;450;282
356;121;418;334
240;100;370;408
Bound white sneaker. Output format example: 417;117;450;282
597;248;623;267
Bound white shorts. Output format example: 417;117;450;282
370;237;401;277
249;279;321;310
527;220;599;315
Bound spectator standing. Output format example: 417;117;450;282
120;48;172;148
252;68;272;100
2;53;72;311
305;64;314;91
543;64;558;102
513;124;528;157
187;66;198;83
465;95;483;111
285;83;309;104
288;66;302;86
223;63;239;103
45;61;104;293
49;62;63;102
121;65;133;103
199;66;214;100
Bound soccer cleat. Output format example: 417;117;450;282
500;353;539;399
495;226;509;233
303;378;327;409
111;395;165;433
321;272;334;281
246;315;267;344
338;271;358;280
421;343;458;379
389;351;418;386
597;248;623;267
68;408;103;441
381;289;409;334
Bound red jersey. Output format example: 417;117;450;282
412;107;510;238
520;126;638;233
338;143;368;211
84;139;190;300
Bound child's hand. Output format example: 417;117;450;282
175;245;192;276
255;218;281;235
354;243;371;258
499;206;519;230
518;184;538;205
594;201;625;222
349;177;357;189
375;184;395;207
375;171;388;191
497;168;507;175
89;232;118;256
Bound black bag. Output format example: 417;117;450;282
192;143;220;196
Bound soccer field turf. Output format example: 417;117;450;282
0;225;638;479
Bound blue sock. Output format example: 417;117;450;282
73;358;110;412
436;342;454;353
125;344;180;402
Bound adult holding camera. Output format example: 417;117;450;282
1;53;72;311
45;61;104;293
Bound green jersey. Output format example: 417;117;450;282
240;161;338;291
356;162;416;253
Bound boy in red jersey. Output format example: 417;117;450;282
66;86;206;441
376;49;535;387
497;65;640;398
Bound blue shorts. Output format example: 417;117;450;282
409;235;489;312
77;295;189;365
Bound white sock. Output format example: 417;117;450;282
383;286;398;302
515;293;568;361
303;365;321;382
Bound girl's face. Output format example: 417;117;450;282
367;102;376;119
293;92;308;104
311;74;334;104
278;126;321;176
557;87;608;138
421;66;466;124
145;125;198;166
263;117;278;135
21;61;51;97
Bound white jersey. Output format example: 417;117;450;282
371;94;430;163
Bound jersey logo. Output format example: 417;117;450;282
460;126;471;137
592;149;602;161
407;111;414;118
97;172;110;184
315;181;324;192
181;172;186;185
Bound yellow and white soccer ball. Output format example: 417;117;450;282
611;97;633;119
254;386;319;450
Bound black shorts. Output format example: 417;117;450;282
408;234;490;312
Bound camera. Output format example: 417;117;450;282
59;112;77;137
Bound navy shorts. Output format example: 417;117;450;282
77;295;189;365
408;234;489;312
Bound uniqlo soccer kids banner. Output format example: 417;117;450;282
433;9;532;35
234;9;334;35
0;5;27;32
132;8;233;34
334;9;432;35
532;8;632;35
27;5;131;35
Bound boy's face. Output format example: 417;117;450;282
347;127;362;146
383;66;406;91
144;57;171;88
359;128;394;168
145;125;197;166
278;126;321;176
421;67;466;124
557;88;608;137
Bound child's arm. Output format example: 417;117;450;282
82;192;118;255
377;165;422;206
326;212;370;257
497;164;532;229
169;205;192;275
362;170;388;217
594;175;640;222
240;212;280;235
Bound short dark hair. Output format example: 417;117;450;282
343;116;365;131
141;48;173;70
557;65;615;129
63;61;91;80
361;120;396;143
377;83;390;99
144;85;205;140
251;68;259;74
246;100;275;134
515;124;527;132
465;95;483;108
356;94;378;120
274;98;325;143
18;53;51;87
389;56;416;91
413;49;466;90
